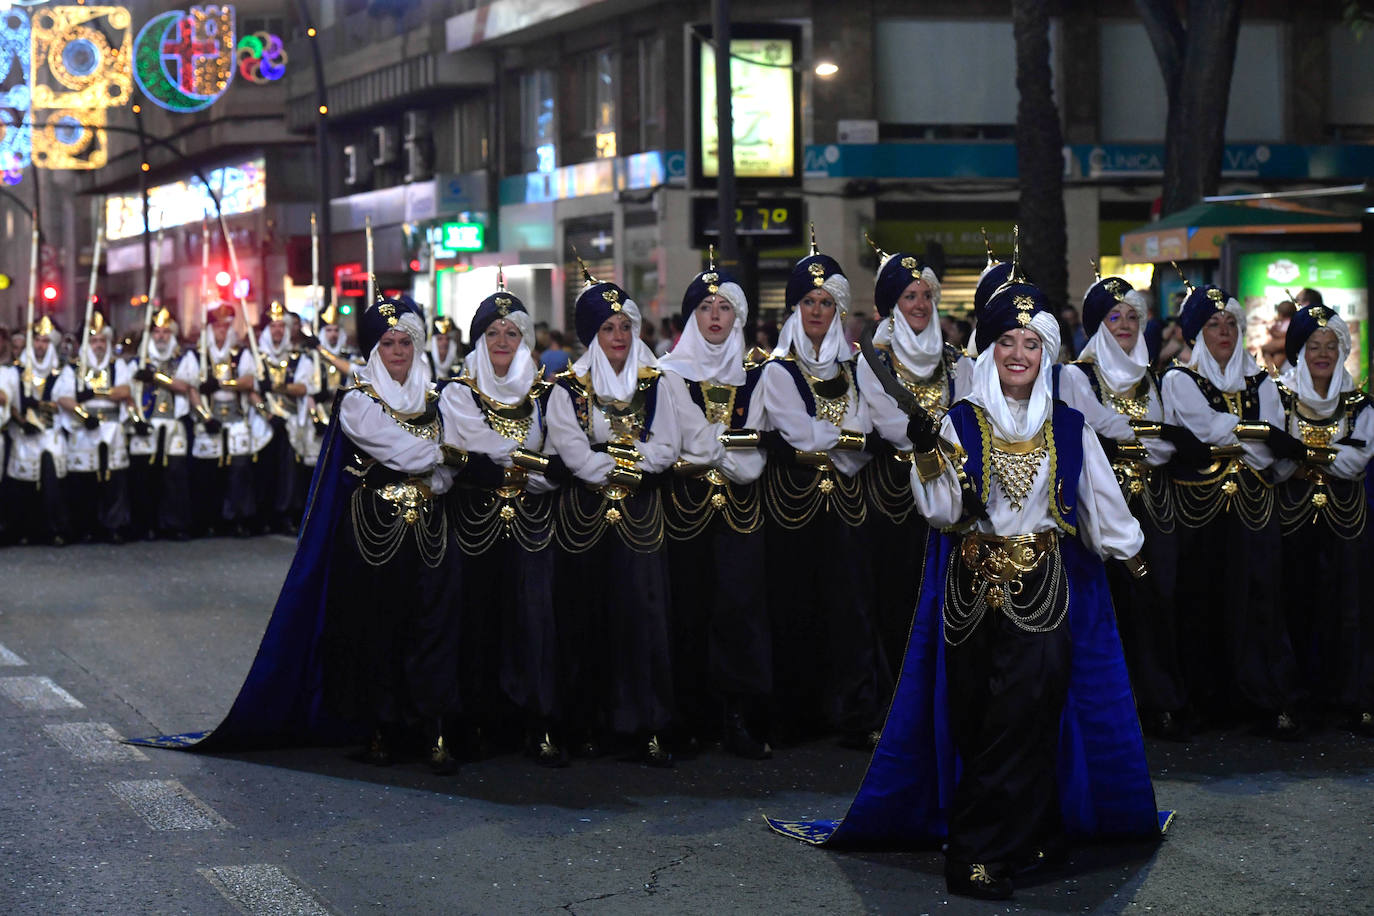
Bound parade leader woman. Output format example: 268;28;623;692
132;295;467;772
768;267;1165;902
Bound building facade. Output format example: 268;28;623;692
3;0;1371;350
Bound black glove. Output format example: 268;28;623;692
590;441;609;453
298;334;320;350
864;435;894;457
20;418;41;435
460;454;505;488
133;366;157;384
198;377;220;395
82;413;99;430
759;430;797;465
1159;424;1212;468
1267;425;1307;462
906;410;939;454
257;377;275;396
1096;434;1121;463
542;454;572;485
204;418;223;434
76;388;94;404
131;419;152;437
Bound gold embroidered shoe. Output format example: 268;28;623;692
642;734;673;768
365;729;393;767
945;861;1013;901
534;732;569;769
429;735;458;775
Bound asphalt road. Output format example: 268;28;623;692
1;537;1371;915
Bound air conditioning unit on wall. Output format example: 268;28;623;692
371;125;399;166
343;143;372;187
403;110;430;141
404;140;433;183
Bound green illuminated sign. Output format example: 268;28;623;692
1236;249;1369;383
430;221;485;256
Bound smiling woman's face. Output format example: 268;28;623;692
896;278;935;333
993;328;1043;399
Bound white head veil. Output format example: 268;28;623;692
659;279;749;386
571;298;657;402
467;310;537;405
965;310;1061;442
1184;296;1255;393
357;312;431;415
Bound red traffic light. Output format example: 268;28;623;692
41;284;58;302
215;270;232;288
409;258;422;272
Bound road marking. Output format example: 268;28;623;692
0;675;84;710
200;865;334;916
0;642;25;666
44;722;149;762
108;779;231;830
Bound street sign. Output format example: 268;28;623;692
691;196;804;247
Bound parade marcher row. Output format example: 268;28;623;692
0;302;466;545
130;228;1374;901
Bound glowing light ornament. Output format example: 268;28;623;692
133;5;235;113
235;30;285;83
29;5;132;170
0;10;32;171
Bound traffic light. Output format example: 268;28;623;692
215;270;232;290
41;284;58;303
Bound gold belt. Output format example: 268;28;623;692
371;478;435;525
959;530;1058;585
213;401;244;421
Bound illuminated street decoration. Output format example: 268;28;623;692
105;156;265;241
30;5;131;169
235;31;285;83
0;11;32;174
133;5;235;113
30;5;132;109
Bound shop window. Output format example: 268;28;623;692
1328;25;1374;138
582;50;617;159
639;34;665;152
874;20;1027;134
520;69;557;173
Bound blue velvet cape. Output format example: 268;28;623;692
130;396;369;751
767;414;1169;846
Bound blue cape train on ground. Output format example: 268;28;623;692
767;528;1172;846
